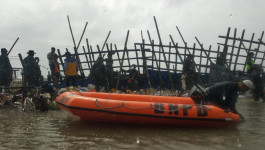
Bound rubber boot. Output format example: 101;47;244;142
66;87;70;91
73;86;77;91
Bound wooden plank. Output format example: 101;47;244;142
233;29;245;72
229;28;237;69
116;30;130;90
153;16;175;91
242;33;255;73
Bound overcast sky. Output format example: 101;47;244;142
0;0;264;77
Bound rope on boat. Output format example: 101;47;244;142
94;99;213;112
95;99;123;109
122;103;152;110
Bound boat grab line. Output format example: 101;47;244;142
94;99;211;111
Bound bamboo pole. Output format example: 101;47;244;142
229;28;237;69
140;39;151;88
86;39;93;70
90;45;95;63
116;30;130;90
114;44;122;66
8;37;19;55
18;53;25;104
147;30;163;87
233;29;245;72
133;44;141;73
57;49;65;72
258;31;265;65
176;26;199;71
82;46;91;70
153;16;175;91
101;31;111;52
205;45;212;73
67;15;86;76
243;33;255;73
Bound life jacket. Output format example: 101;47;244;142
246;58;255;70
65;59;77;76
53;61;60;73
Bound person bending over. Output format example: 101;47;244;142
205;80;254;119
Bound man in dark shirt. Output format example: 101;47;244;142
0;48;12;90
105;51;115;92
205;80;254;118
24;50;41;87
89;56;107;92
182;54;196;91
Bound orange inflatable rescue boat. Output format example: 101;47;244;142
56;92;240;127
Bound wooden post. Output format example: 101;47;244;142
57;49;65;72
195;37;214;64
82;46;91;70
174;43;178;73
169;35;184;63
223;27;231;54
101;31;111;52
175;26;199;71
18;53;25;104
205;45;212;73
140;40;151;88
114;44;122;66
86;39;93;70
125;42;131;69
243;33;255;73
259;31;265;66
67;15;86;76
199;44;203;73
147;30;154;70
8;37;19;55
89;45;95;63
133;44;141;73
233;29;245;72
229;28;237;69
96;45;102;57
116;30;130;90
254;31;264;62
153;16;175;91
168;42;172;66
147;31;163;86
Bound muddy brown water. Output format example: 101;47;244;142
0;96;265;150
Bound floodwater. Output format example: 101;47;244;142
0;96;265;150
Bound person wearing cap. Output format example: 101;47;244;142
0;48;12;91
63;52;78;91
47;47;56;71
246;52;255;75
205;80;254;118
182;54;197;91
24;50;41;87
